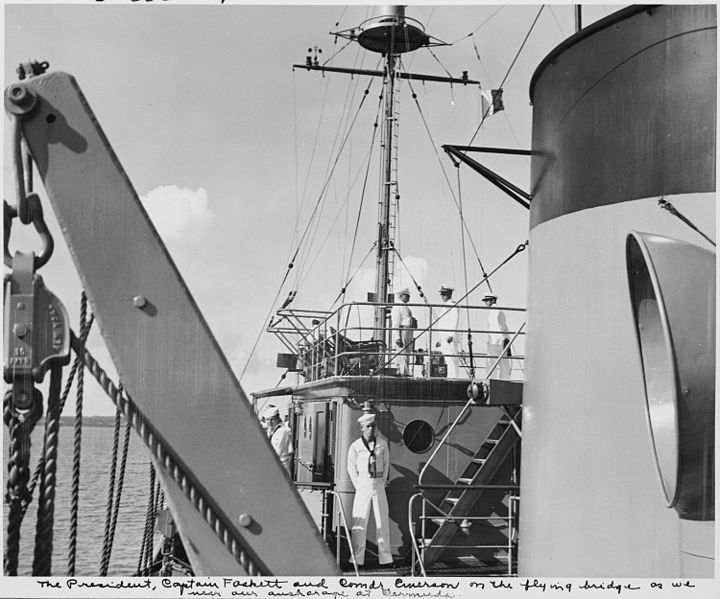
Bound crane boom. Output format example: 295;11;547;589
7;70;339;576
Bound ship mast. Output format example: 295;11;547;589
296;5;478;346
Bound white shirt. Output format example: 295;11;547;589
347;436;390;487
393;302;414;328
270;423;293;470
436;299;458;342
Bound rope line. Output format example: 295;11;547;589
3;386;43;576
99;406;122;575
31;367;62;576
106;416;132;574
68;293;92;575
73;334;265;575
136;463;156;576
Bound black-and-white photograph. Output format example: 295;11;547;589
2;1;716;596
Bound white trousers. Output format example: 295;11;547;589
350;479;393;565
440;341;458;378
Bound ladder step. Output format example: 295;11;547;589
445;497;460;505
458;477;474;484
431;518;447;526
484;439;499;446
471;458;486;465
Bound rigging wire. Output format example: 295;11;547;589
475;54;529;156
328;243;377;311
456;166;477;378
406;77;492;286
449;5;506;45
467;5;545;147
290;74;335;289
391;247;431;306
293;49;381;290
321;38;355;66
373;240;528;373
293;68;379;289
547;5;569;38
240;75;377;381
295;84;383;293
297;145;376;292
426;47;455;81
658;198;716;247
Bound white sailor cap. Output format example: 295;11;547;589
265;406;280;419
483;293;498;302
439;284;454;293
357;413;376;426
397;287;410;296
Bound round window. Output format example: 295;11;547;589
402;420;434;454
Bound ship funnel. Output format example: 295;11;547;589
626;231;715;522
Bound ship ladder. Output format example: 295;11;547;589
418;407;521;572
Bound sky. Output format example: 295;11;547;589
2;1;631;416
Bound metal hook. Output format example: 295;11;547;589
3;196;54;270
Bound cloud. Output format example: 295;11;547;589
394;255;429;296
344;255;430;301
141;185;215;242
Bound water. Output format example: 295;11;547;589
3;422;155;576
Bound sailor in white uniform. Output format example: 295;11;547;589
435;284;459;378
266;406;293;472
483;293;512;379
392;287;414;376
347;413;393;567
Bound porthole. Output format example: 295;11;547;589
402;420;434;454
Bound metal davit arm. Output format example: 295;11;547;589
8;71;339;576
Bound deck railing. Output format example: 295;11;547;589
269;301;525;382
409;488;519;576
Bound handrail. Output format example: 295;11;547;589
484;322;526;380
327;490;360;577
414;483;520;491
408;492;519;576
276;301;526;383
417;391;481;487
407;493;427;577
293;481;334;489
419;396;522;488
